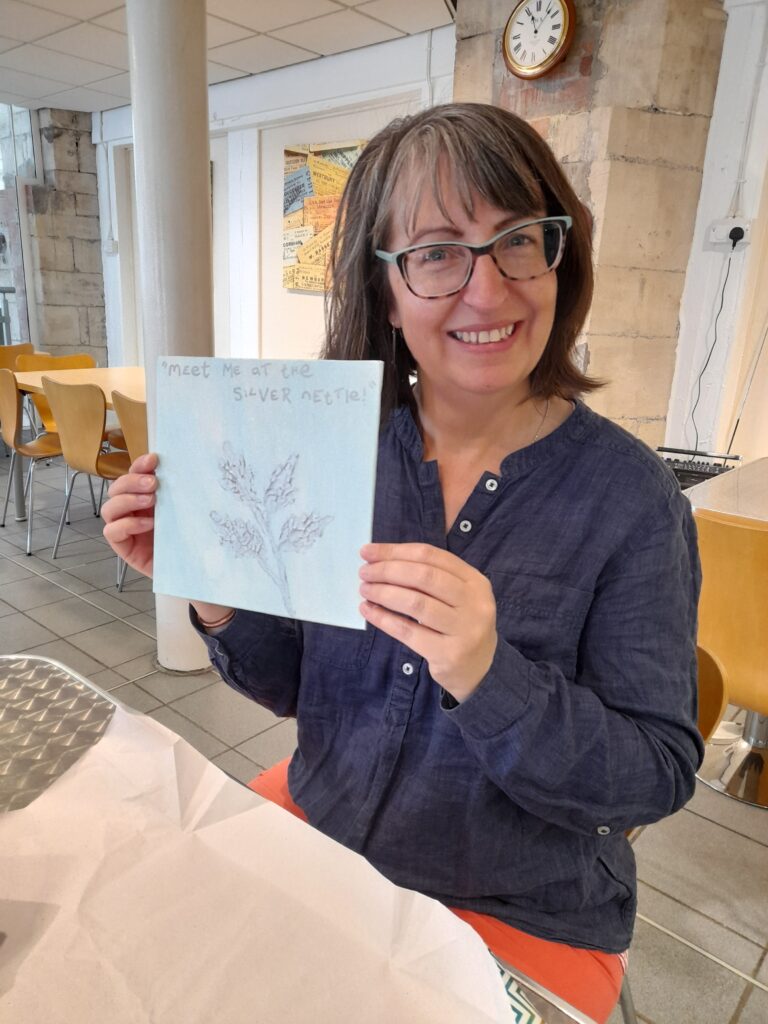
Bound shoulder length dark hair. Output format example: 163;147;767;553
322;102;600;424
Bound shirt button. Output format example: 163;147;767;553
459;520;472;533
402;662;414;676
485;478;498;492
596;825;611;836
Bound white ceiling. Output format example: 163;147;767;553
0;0;454;112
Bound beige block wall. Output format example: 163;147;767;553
26;109;107;364
454;0;727;444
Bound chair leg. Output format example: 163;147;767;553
24;456;33;499
25;458;39;555
96;478;107;517
117;557;128;592
618;975;638;1024
53;469;79;559
87;475;97;516
1;450;16;527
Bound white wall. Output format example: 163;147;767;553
666;0;768;454
92;26;454;366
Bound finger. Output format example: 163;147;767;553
359;600;441;659
130;452;158;474
359;581;456;635
107;471;157;500
103;515;155;547
359;559;464;607
360;542;474;582
101;492;156;524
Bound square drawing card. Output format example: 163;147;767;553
153;357;383;628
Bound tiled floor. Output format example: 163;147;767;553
2;454;767;1024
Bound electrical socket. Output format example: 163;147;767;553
704;217;751;252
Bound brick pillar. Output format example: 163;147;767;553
454;0;726;446
26;109;106;363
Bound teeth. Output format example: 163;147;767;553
452;323;516;344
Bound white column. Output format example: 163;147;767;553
126;0;211;670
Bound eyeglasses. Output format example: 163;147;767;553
375;216;572;299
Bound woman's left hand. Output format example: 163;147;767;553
359;542;497;702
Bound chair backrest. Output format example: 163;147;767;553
112;391;148;464
0;368;22;448
41;376;106;476
695;645;728;742
694;507;768;716
16;352;97;433
0;342;34;371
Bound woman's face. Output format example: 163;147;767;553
385;177;558;409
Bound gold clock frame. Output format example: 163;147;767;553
502;0;577;80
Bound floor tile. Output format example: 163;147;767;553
0;598;17;617
112;588;155;612
113;652;160;680
636;881;763;975
110;681;162;714
147;705;227;760
0;575;73;611
634;809;768;945
0;612;57;651
19;638;107;678
35;537;115;571
212;749;262;786
26;596;116;637
686;781;768;848
5;552;60;575
0;559;34;584
623;917;746;1023
124;612;157;638
44;570;96;596
134;669;217;704
739;985;768;1024
64;558;129;589
68;517;110;540
66;619;157;667
87;668;128;691
170;682;280;747
79;588;140;618
236;719;298;769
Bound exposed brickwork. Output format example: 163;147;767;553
27;109;106;364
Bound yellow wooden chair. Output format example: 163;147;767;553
111;391;148;591
0;368;63;555
0;342;33;370
41;376;131;559
694;507;768;806
15;352;127;452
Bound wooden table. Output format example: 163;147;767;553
11;366;145;520
14;365;145;409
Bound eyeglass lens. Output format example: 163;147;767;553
402;220;564;298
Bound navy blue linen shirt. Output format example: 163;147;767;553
194;400;702;953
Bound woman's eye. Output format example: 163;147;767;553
420;246;455;263
502;231;531;249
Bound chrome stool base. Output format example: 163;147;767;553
697;710;768;809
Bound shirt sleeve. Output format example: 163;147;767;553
190;606;303;718
443;488;704;838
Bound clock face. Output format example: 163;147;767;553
504;0;571;78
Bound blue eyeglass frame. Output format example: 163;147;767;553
374;215;573;299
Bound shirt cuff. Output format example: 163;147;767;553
441;637;532;739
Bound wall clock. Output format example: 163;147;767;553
502;0;577;80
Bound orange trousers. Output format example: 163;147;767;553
249;759;624;1023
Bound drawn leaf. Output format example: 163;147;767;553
264;453;299;512
210;510;263;558
278;511;334;552
218;442;261;509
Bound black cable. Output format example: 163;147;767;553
689;252;734;452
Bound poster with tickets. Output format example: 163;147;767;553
153;356;383;628
282;141;366;293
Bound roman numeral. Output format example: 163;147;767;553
521;49;527;60
536;0;542;9
552;22;561;30
548;34;557;44
514;43;522;53
512;33;521;40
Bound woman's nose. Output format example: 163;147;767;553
461;253;510;308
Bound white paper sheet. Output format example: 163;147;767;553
0;707;511;1023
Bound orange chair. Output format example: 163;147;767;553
111;392;148;591
0;343;33;370
0;368;63;555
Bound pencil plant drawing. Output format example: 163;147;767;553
210;443;333;616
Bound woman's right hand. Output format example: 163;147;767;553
101;452;158;579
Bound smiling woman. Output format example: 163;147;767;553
101;103;702;1024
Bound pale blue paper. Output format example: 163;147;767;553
153;357;383;629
